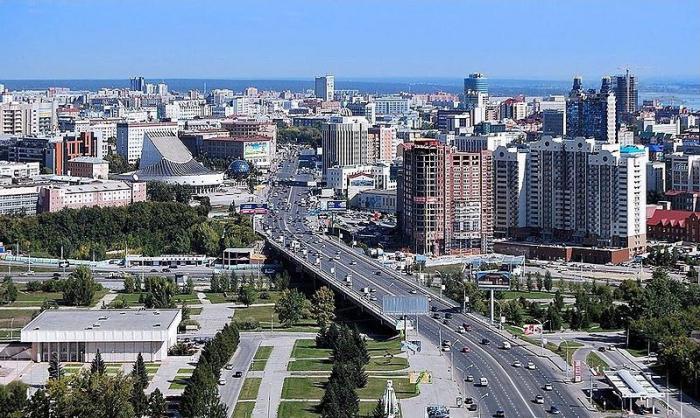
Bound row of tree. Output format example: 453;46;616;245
180;323;241;417
277;125;322;148
0;276;18;305
22;266;102;307
3;351;167;418
317;324;370;417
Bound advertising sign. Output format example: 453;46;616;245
243;141;270;160
573;360;582;383
239;203;269;214
475;271;511;290
325;200;347;211
349;176;374;187
523;324;543;335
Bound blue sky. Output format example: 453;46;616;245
2;0;699;80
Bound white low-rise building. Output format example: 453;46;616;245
21;309;181;363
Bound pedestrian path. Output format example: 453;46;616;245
91;292;118;309
250;336;297;418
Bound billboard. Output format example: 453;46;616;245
239;203;269;214
523;324;543;335
573;360;582;383
475;271;511;290
243;141;270;160
382;295;429;315
325;200;347;211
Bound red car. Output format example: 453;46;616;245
461;346;471;353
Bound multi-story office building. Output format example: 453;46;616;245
116;121;178;164
65;157;109;179
542;109;566;136
315;75;335;102
493;137;647;255
159;100;212;120
668;153;700;192
397;139;493;256
0;161;40;179
0;102;57;135
130;76;146;92
499;98;527;121
464;73;488;97
0;186;39;215
566;77;616;143
38;180;146;212
646;160;666;194
613;69;638;123
320;115;369;178
374;96;411;115
346;102;376;124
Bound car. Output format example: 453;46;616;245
442;318;450;325
463;323;472;332
432;313;441;319
350;261;357;265
369;288;377;293
549;405;560;414
150;269;158;273
457;327;465;334
162;268;170;272
409;289;417;294
464;397;473;405
431;306;438;312
467;404;478;411
526;361;535;370
442;340;451;346
512;360;522;367
481;338;490;345
535;395;544;404
374;270;381;276
543;383;553;391
225;363;233;370
369;296;378;301
598;346;607;352
441;345;450;352
233;371;243;378
444;313;453;319
334;255;340;260
495;411;505;418
465;375;474;382
218;378;227;385
461;346;471;353
479;377;488;386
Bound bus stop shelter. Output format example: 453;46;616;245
603;369;664;413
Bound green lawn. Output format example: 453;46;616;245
233;305;318;331
0;309;39;327
10;289;107;308
239;377;262;401
232;401;256;418
169;376;190;390
277;401;387;418
205;292;233;304
287;356;408;372
626;347;648;357
550;340;583;364
249;361;267;372
501;291;555;300
586;351;609;372
291;339;333;359
281;377;417;401
176;368;194;375
189;307;202;316
254;346;273;360
110;292;199;307
366;339;402;356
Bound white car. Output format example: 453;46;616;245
410;289;417;294
218;378;227;385
479;377;488;386
512;360;522;368
526;362;535;370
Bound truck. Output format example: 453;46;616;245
315;257;321;266
290;240;300;252
367;248;384;258
361;287;370;294
302;249;308;256
345;274;352;286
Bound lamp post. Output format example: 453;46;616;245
477;392;489;418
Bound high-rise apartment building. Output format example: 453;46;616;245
397;139;493;256
320;116;369;178
130;77;146;92
493;137;647;254
613;69;638;123
368;126;398;163
566;77;616;143
315;75;335;102
346;102;376;124
0;102;57;135
542;109;566;136
463;73;488;112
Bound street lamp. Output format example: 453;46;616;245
477;392;489;418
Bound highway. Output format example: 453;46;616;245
260;150;595;417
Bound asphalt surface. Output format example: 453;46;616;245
218;336;259;413
259;151;595;418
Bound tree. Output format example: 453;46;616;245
130;378;148;418
148;389;167;418
0;277;18;305
90;349;106;375
62;266;98;306
48;353;63;380
526;275;534;291
310;287;336;329
543;272;553;291
143;277;177;309
23;388;50;418
238;285;257;307
272;270;290;290
0;381;28;417
536;276;543;291
183;277;195;295
123;275;135;294
546;304;563;331
132;353;149;388
275;289;307;328
371;398;386;418
229;270;239;291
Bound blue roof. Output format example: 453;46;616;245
648;144;664;153
620;145;646;154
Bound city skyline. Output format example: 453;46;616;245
2;0;699;80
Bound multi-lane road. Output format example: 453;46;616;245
260;151;595;417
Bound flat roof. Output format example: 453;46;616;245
21;309;181;343
603;370;663;399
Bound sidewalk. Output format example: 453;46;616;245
400;335;467;418
250;336;297;418
91;292;118;309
